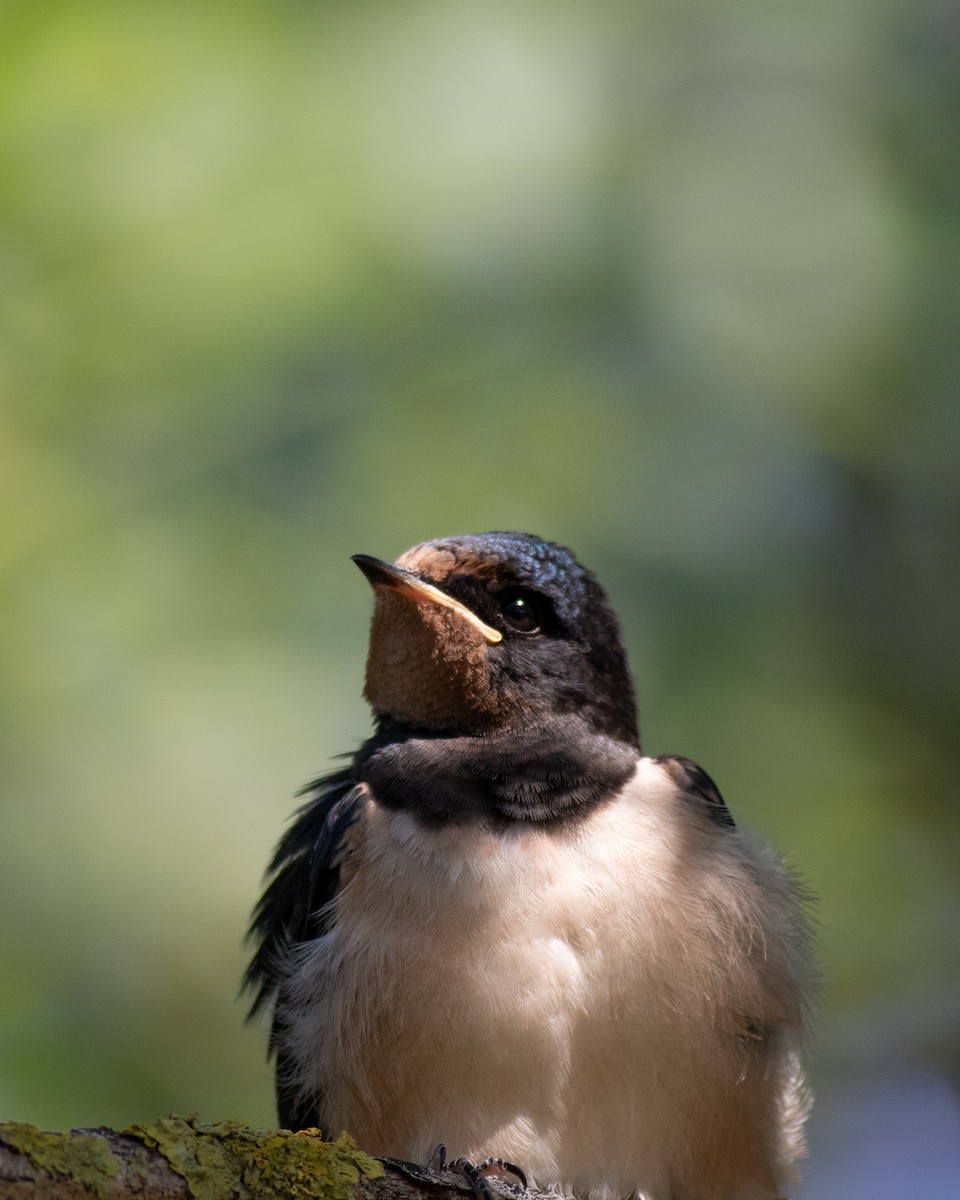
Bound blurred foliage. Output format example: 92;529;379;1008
1;0;958;1139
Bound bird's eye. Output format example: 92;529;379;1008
497;591;543;635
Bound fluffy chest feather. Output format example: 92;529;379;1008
280;760;798;1200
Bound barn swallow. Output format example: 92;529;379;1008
246;532;813;1200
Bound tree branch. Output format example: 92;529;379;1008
0;1119;542;1200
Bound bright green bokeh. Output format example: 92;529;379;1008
1;0;958;1133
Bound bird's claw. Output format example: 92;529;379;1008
429;1144;528;1199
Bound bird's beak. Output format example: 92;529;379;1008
352;555;502;644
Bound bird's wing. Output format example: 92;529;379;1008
653;753;737;828
655;752;813;1046
244;765;366;1129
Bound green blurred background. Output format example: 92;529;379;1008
2;0;959;1191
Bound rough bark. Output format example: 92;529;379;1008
0;1120;542;1200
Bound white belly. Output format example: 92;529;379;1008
281;760;803;1200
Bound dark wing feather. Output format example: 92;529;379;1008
654;753;736;828
244;764;364;1129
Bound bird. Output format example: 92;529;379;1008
245;532;814;1200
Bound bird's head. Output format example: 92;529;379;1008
354;532;639;748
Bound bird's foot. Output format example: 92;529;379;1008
429;1144;528;1199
